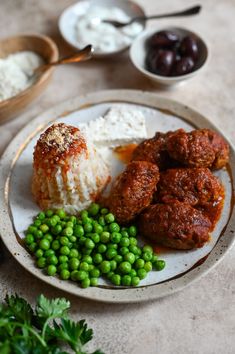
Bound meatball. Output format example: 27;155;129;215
107;161;159;224
156;168;224;221
166;129;229;169
139;201;212;250
132;130;184;170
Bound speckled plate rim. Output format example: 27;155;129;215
0;89;234;303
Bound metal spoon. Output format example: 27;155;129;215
35;45;94;74
102;5;201;28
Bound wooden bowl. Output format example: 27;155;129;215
0;34;59;123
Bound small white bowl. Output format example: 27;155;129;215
59;0;145;58
130;27;209;86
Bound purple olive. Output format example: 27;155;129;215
174;56;195;76
180;36;199;61
149;49;175;76
149;30;180;49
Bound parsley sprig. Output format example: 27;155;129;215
0;294;104;354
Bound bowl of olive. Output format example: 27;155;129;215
130;27;208;86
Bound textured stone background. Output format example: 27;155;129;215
0;1;235;353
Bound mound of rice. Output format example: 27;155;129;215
32;123;110;214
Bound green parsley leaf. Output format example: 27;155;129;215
36;294;70;320
5;294;33;325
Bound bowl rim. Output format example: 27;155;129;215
58;0;146;58
130;26;209;82
0;33;59;108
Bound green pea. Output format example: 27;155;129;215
44;249;55;257
47;255;58;266
39;239;50;251
37;211;46;220
60;236;69;246
114;255;123;264
119;237;130;247
90;268;100;278
107;243;118;250
47;217;57;228
94;224;103;234
69;235;76;243
46;209;54;217
82;255;93;264
74;225;84;237
137;268;147;280
62;227;73;237
27;225;37;234
28;242;37;252
70;270;79;281
101;208;108;215
129;237;137;246
110;260;117;271
60;269;70;280
122;275;132;286
131;276;140;286
98;216;106;226
56;209;66;219
128;226;137;237
142;245;153;254
93;253;103;264
151;254;158;263
110;232;121;244
78;236;86;245
109;222;120;233
91;233;100;243
106;248;117;260
69;258;80;270
79;262;89;272
134;258;145;269
99;260;111;274
58;263;69;272
107;271;114;280
90;277;98;286
154;260;166;271
80;210;88;218
144;261;152;272
105;213;115;224
81;278;90;288
47;265;57;276
120;247;129;256
34;230;43;239
111;274;121;286
143;252;152;262
37;257;46;268
130;269;137;277
44;234;53;242
88;203;100;216
59;255;68;263
100;232;110;243
119;261;132;275
129;245;140;255
52;225;62;235
51;240;60;251
85;238;95;249
40;224;49;233
97;244;107;254
124;252;135;265
84;223;93;233
76;270;88;281
60;246;70;255
25;234;34;245
34;219;41;227
121;230;129;238
69;249;79;258
35;249;44;258
82;216;91;225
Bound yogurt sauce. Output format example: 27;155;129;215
75;6;143;53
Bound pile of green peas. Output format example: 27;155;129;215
24;203;166;288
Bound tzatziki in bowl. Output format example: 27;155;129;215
59;0;145;58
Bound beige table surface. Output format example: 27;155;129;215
0;0;235;353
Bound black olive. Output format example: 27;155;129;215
149;30;180;49
180;36;199;61
150;49;175;76
174;56;195;76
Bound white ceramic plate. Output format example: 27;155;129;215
0;90;234;303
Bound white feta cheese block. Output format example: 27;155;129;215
80;106;147;147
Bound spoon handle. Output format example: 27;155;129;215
132;5;201;23
35;45;93;73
